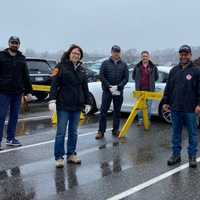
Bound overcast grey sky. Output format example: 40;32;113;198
0;0;200;53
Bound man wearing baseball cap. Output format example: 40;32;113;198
0;36;32;150
162;45;200;168
96;45;129;139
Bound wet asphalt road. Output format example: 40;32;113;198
1;102;200;200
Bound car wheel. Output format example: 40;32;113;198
159;102;172;124
88;93;98;114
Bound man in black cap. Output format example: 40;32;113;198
96;45;129;139
163;45;200;168
0;36;32;150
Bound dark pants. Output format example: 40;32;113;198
0;94;22;142
54;111;80;160
98;91;123;133
171;111;198;157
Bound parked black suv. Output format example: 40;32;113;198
26;58;52;100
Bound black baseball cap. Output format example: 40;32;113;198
179;45;191;54
8;36;20;44
111;45;121;53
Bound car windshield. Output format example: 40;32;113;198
157;71;169;83
26;60;51;74
47;61;57;69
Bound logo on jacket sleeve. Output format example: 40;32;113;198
186;74;192;80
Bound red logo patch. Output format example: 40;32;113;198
186;74;192;80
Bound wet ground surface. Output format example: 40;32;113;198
1;102;200;200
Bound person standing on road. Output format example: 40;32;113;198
49;44;91;168
163;45;200;168
96;45;129;139
132;51;159;126
0;36;32;150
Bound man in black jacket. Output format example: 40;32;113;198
132;51;159;126
0;36;32;150
163;45;200;168
96;45;129;139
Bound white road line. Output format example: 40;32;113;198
5;115;50;124
0;128;112;154
107;157;200;200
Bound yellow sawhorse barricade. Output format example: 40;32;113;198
118;91;163;138
32;85;85;124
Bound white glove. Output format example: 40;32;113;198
112;90;121;96
84;105;91;115
24;94;33;102
109;85;118;93
48;100;56;112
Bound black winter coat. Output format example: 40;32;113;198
49;60;90;112
163;62;200;112
100;57;129;92
132;61;159;91
0;49;32;95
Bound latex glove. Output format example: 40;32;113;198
162;104;170;112
48;100;56;112
109;85;118;93
24;94;33;102
195;105;200;114
112;90;121;96
85;105;91;115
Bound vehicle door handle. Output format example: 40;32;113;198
156;87;162;90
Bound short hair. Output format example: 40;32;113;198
141;50;150;55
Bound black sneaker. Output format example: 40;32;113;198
0;143;3;151
6;138;22;147
189;156;197;168
167;155;181;166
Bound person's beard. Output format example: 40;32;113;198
180;59;190;66
9;46;18;53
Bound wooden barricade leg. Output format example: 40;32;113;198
118;96;143;138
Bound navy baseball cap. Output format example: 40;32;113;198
111;45;121;53
179;45;192;54
9;36;20;44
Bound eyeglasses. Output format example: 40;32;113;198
71;52;81;56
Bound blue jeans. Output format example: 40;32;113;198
171;111;198;157
54;111;80;160
0;94;21;142
138;100;152;121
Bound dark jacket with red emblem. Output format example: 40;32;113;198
163;62;200;112
49;60;90;112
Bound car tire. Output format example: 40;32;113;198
35;92;48;101
159;101;172;124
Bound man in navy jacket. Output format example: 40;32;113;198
163;45;200;168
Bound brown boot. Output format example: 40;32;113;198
95;132;104;140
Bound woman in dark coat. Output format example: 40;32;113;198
49;45;91;168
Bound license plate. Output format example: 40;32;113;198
35;77;44;81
